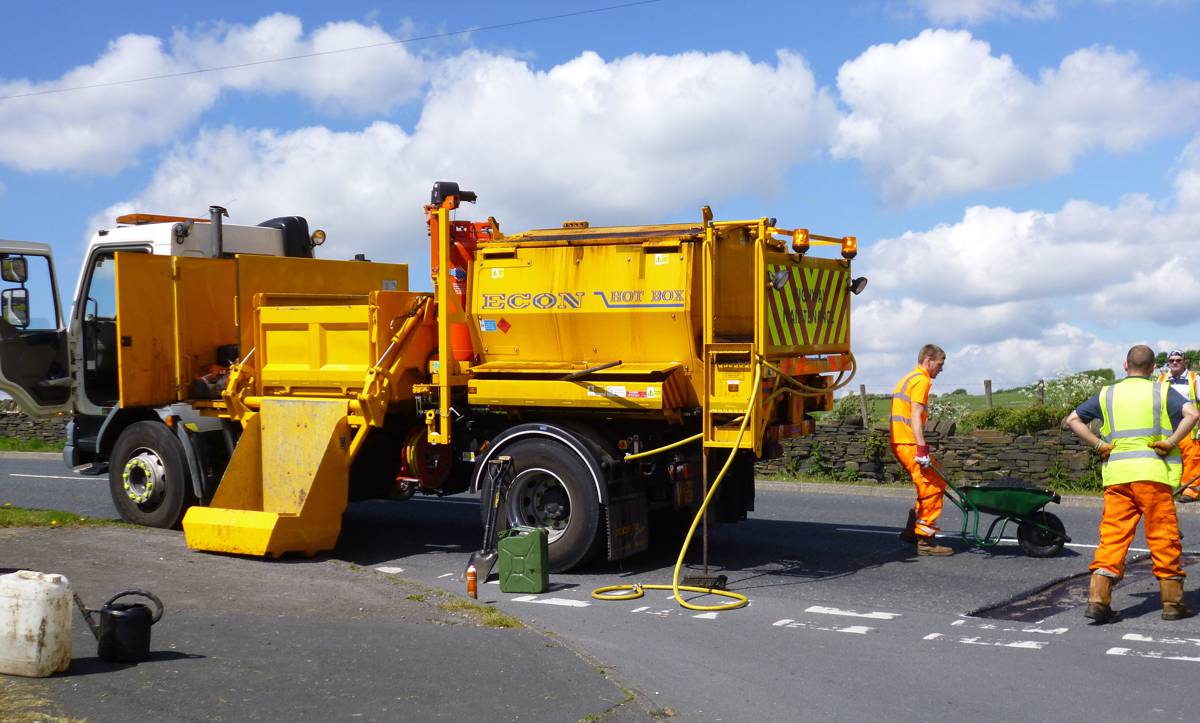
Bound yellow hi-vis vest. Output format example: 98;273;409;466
1099;377;1183;488
1156;370;1199;440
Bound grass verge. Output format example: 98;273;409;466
0;505;119;528
438;597;523;628
0;436;63;452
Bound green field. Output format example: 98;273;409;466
829;375;1093;431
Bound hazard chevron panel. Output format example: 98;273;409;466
763;257;851;354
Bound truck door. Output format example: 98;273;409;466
0;243;72;416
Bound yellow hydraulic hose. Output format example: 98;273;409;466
592;363;764;612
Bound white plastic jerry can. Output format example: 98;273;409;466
0;570;73;677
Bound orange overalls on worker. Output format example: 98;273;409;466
1157;350;1200;502
891;344;951;556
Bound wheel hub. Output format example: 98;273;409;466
508;468;572;542
123;451;166;505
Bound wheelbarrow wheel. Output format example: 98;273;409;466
1017;511;1066;558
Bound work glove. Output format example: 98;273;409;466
915;445;931;468
1095;442;1114;460
1149;440;1175;457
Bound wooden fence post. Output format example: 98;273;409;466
1037;379;1045;405
858;384;870;428
984;379;993;410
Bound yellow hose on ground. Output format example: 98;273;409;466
592;363;764;612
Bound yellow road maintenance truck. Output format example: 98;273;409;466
0;184;863;571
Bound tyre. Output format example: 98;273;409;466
109;421;196;529
1017;511;1066;558
481;438;603;573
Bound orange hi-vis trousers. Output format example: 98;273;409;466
892;443;945;538
1179;435;1200;500
1090;481;1184;580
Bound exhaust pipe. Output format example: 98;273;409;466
209;205;228;258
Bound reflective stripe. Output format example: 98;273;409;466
891;373;922;403
1103;385;1115;440
891;415;911;426
1153;382;1162;434
1106;428;1160;439
1107;450;1170;462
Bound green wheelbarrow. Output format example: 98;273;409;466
929;464;1071;557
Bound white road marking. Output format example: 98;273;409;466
924;632;1045;649
9;473;82;481
511;595;590;608
773;619;873;634
631;606;650;613
1122;633;1200;646
955;620;1067;635
693;612;720;620
437;573;455;579
374;566;405;574
805;605;900;620
423;544;461;549
1107;647;1200;662
834;527;895;535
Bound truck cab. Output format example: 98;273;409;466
0;209;319;524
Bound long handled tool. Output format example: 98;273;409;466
1174;470;1200;503
465;456;514;583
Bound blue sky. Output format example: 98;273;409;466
1;0;1198;393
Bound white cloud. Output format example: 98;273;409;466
91;49;838;273
833;29;1200;204
173;14;427;113
0;15;428;173
909;0;1058;25
849;132;1200;391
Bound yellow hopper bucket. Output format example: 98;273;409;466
183;398;353;557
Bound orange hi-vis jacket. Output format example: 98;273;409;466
891;365;932;445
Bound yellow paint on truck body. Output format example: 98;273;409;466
464;219;854;450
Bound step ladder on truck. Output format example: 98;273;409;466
0;184;866;571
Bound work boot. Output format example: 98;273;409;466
899;509;918;543
916;538;953;556
1160;579;1195;621
1084;574;1120;624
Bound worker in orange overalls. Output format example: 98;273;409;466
892;344;952;556
1064;344;1198;624
1157;350;1200;502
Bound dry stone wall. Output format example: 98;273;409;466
755;417;1097;486
0;400;68;445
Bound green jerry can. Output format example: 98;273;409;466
498;526;549;594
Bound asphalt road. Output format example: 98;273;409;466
6;454;1200;721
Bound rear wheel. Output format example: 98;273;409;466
1017;511;1066;558
482;438;603;572
109;421;196;529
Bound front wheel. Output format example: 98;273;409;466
481;438;603;573
109;421;196;529
1017;511;1066;558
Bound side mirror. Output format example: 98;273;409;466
2;288;29;328
1;256;28;283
